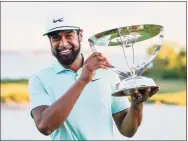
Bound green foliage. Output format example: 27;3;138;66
146;41;186;79
1;79;29;84
163;69;180;79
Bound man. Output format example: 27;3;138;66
28;14;158;140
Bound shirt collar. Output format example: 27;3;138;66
52;53;85;74
52;59;67;74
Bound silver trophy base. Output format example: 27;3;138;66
112;76;159;97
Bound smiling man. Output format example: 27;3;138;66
28;13;156;140
49;30;81;67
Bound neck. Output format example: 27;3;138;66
65;54;83;72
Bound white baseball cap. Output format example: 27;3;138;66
43;13;80;36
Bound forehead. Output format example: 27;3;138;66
49;30;76;36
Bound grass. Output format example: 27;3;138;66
1;83;29;103
0;79;186;106
154;78;186;93
1;79;28;84
147;90;186;106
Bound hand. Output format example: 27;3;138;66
79;52;112;84
130;87;159;106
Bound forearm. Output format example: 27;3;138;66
120;103;143;137
38;79;87;134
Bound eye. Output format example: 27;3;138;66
65;34;73;39
51;35;60;41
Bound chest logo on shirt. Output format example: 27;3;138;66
92;78;100;82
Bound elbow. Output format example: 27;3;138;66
123;133;135;138
121;121;142;137
37;122;53;136
121;132;135;138
36;116;65;136
120;128;137;138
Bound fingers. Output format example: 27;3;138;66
144;88;151;101
131;87;151;101
131;88;142;100
89;52;106;62
86;52;112;70
95;61;109;69
149;87;159;98
88;61;109;70
90;52;111;62
89;52;102;58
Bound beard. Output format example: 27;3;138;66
52;43;81;66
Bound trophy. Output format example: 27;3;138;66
88;24;164;97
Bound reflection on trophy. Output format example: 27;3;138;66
88;24;164;97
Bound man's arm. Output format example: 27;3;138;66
112;87;157;137
31;52;111;136
32;79;88;136
112;103;143;137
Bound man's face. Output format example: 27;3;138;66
49;30;82;66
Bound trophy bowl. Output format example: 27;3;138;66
88;24;164;97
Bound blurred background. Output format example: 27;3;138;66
1;1;186;140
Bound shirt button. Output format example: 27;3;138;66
75;74;78;80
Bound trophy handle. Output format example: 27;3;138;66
136;28;164;76
108;66;130;78
89;41;130;79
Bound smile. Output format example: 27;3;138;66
60;49;71;55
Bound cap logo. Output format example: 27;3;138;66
53;17;64;23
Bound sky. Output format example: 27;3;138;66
1;2;187;53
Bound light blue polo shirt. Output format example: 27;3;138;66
28;58;130;140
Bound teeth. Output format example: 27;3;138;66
61;49;70;53
60;49;71;55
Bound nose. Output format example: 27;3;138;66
59;36;69;47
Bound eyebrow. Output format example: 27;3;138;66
63;30;75;34
49;30;75;37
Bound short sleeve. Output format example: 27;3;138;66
28;75;52;115
110;73;130;114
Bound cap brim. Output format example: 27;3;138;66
43;26;80;36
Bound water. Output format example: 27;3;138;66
1;104;186;140
1;51;53;79
1;50;150;79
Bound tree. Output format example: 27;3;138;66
146;41;186;79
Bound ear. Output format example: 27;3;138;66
79;29;83;42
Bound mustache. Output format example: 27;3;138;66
56;45;73;52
